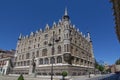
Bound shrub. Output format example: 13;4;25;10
62;71;67;77
18;74;24;80
62;71;68;80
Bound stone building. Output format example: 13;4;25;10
0;49;15;75
111;0;120;42
12;9;95;76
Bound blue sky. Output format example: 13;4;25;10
0;0;119;65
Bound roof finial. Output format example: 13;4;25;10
65;7;68;15
19;33;22;39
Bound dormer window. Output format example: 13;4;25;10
59;29;61;34
53;31;55;34
44;41;48;45
38;37;40;41
45;34;48;39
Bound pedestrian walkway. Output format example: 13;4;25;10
70;74;103;80
0;74;113;80
86;73;120;80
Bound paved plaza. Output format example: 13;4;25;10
0;74;117;80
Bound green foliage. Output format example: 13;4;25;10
98;65;104;72
62;71;68;77
18;74;24;80
115;58;120;65
106;68;111;73
95;59;104;72
95;59;99;69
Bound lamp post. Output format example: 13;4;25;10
48;32;59;80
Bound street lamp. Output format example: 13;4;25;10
48;32;59;80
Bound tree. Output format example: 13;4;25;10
115;58;120;65
95;59;99;69
99;65;104;72
62;71;68;80
18;74;24;80
106;68;111;73
95;59;105;73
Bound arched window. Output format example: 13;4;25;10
32;52;35;57
21;62;23;66
76;48;78;55
34;45;36;48
27;60;30;66
71;46;73;54
51;47;55;55
42;49;47;56
38;37;40;41
57;56;62;63
18;62;20;66
24;61;26;66
35;38;37;42
45;34;48;39
53;31;55;34
59;29;61;34
39;59;43;65
58;45;61;54
36;50;39;57
64;44;70;52
66;33;69;38
67;44;70;52
22;54;24;59
82;52;85;58
38;44;40;47
64;45;66;52
15;57;17;61
26;53;30;59
59;37;61;41
50;57;55;64
19;55;21;60
44;41;48;45
44;58;49;64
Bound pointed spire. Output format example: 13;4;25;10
40;28;42;32
87;32;91;39
83;35;85;38
59;19;61;23
23;36;25;39
53;21;56;25
73;25;75;28
45;24;49;30
87;32;91;42
81;32;83;35
19;33;22;40
26;35;28;38
65;7;68;15
62;7;70;21
58;19;62;26
30;32;34;36
36;30;38;33
77;28;79;32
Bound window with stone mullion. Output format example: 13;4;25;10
39;59;43;65
50;57;55;64
58;45;61;54
42;49;47;56
57;56;62;63
44;58;49;64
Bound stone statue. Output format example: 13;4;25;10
31;56;36;73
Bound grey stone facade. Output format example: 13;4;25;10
12;8;95;76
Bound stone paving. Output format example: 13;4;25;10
0;74;116;80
